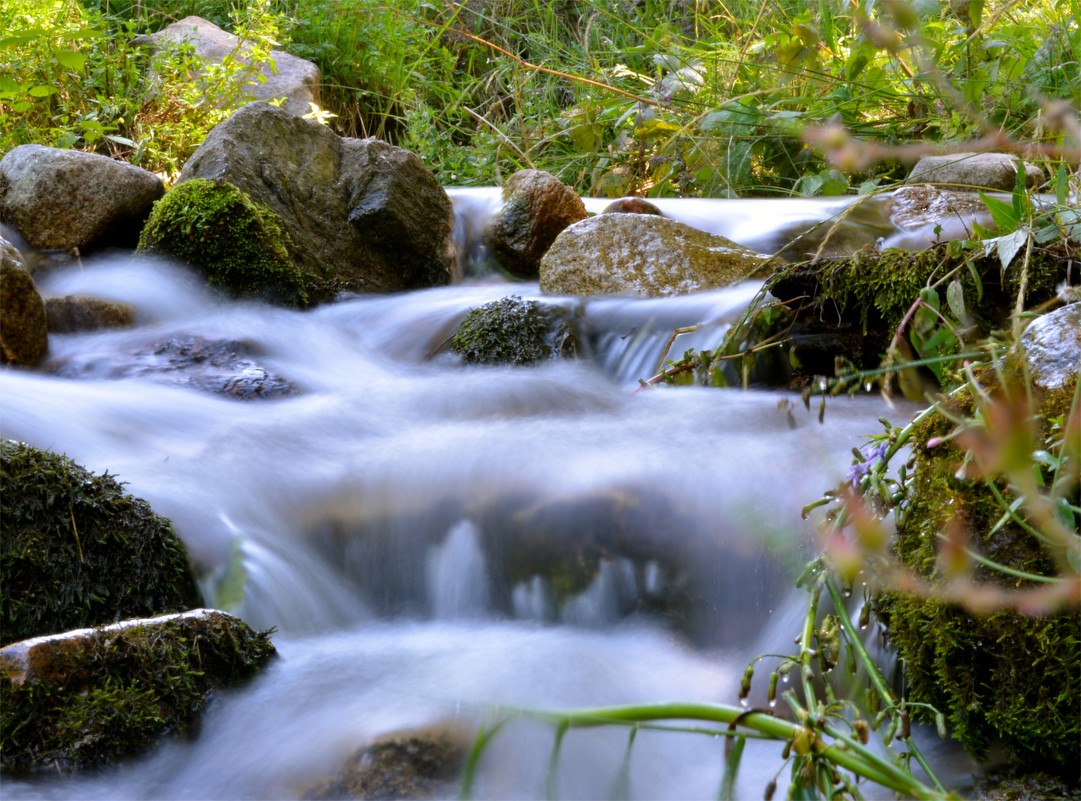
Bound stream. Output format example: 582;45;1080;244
0;192;976;799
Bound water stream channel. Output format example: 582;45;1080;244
1;191;976;799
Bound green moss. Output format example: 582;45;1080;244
136;178;310;308
1;611;276;772
450;295;578;366
875;377;1080;776
0;440;203;646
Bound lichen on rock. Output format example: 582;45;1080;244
0;440;203;646
136;177;310;308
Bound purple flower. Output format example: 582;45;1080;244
846;441;890;487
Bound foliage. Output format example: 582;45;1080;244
0;440;203;647
0;0;286;179
450;294;578;365
136;178;310;307
0;610;276;772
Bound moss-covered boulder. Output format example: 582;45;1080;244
136;178;309;308
875;375;1080;776
0;440;203;646
0;608;275;772
450;295;579;366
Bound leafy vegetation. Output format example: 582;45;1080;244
2;0;1077;193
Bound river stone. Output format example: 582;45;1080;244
134;16;321;117
179;102;457;298
45;295;136;333
483;169;587;279
540;213;776;297
602;197;664;216
0;609;276;771
0;145;164;252
0;260;48;366
1020;303;1081;392
301;722;470;800
906;152;1045;191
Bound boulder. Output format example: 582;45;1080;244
602;197;663;216
45;295;136;333
906;152;1046;192
302;722;471;800
1020;302;1081;392
0;260;48;366
134;16;321;118
0;145;164;252
450;295;579;365
540;213;775;297
0;440;203;646
0;608;275;772
483;169;587;279
179;102;457;299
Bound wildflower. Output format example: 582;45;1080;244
846;440;890;487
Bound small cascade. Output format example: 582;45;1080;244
426;521;491;619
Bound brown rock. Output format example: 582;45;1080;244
0;145;164;252
0;260;48;365
483;169;587;279
45;295;136;333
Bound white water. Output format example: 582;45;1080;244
1;225;968;797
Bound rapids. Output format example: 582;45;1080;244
0;194;973;799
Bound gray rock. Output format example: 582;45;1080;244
179;102;456;298
45;295;137;333
1020;303;1081;391
0;260;48;365
135;16;321;117
483;169;587;279
906;152;1045;192
0;145;164;252
540;213;776;297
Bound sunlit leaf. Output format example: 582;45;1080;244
55;49;87;70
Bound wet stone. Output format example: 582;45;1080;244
47;334;298;400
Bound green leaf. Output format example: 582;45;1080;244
718;735;746;801
0;76;19;98
55;49;87;70
980;191;1021;233
946;279;967;322
982;228;1029;271
27;84;58;97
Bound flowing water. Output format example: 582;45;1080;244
1;194;973;799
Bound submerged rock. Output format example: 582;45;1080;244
45;295;136;333
0;440;203;646
450;295;579;366
178;102;456;301
301;722;470;800
0;608;276;772
0;260;48;366
0;145;164;252
134;16;321;117
46;334;299;400
482;169;587;279
540;213;776;297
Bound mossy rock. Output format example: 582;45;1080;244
875;376;1080;776
136;178;310;308
450;295;579;366
0;440;203;646
764;240;1071;379
0;609;276;772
